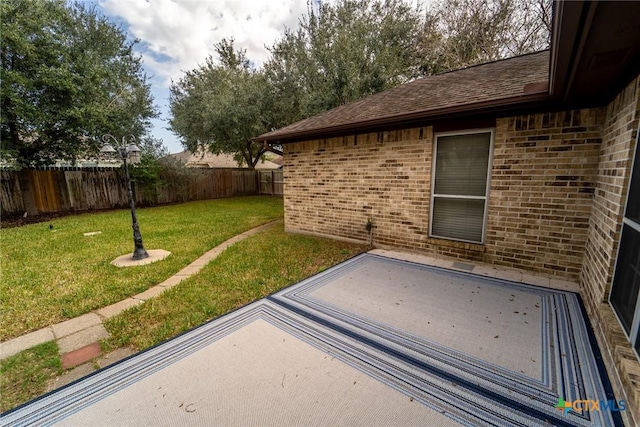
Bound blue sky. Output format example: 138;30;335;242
94;0;313;153
93;0;425;153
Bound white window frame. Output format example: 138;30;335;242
429;128;495;244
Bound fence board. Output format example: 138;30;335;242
31;170;62;213
0;167;272;218
0;171;24;215
258;171;283;196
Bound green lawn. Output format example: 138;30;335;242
0;341;62;412
103;224;366;350
0;196;283;341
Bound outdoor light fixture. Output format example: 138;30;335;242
100;134;149;260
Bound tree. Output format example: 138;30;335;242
263;0;426;125
168;0;551;158
126;135;168;204
169;39;270;169
0;0;156;168
423;0;552;72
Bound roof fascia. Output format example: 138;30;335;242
549;0;599;100
255;91;551;144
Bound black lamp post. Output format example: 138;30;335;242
100;134;149;260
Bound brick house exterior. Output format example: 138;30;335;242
256;1;640;423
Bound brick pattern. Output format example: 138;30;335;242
284;128;432;250
580;76;640;426
582;77;640;303
285;110;605;275
61;342;102;370
487;109;604;278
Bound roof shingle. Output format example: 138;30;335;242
256;51;550;142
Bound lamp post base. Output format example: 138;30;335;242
132;247;149;260
111;249;171;267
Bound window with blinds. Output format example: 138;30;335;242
430;130;493;243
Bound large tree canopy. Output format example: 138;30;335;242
169;0;427;165
169;39;270;169
169;0;551;166
264;0;426;126
0;0;156;168
424;0;552;72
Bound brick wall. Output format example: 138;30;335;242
487;109;604;278
580;76;640;426
582;77;640;304
284;109;604;277
283;78;640;424
284;128;432;249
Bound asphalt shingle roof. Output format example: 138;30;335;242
256;51;550;142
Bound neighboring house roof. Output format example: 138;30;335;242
256;51;550;143
270;156;283;167
255;1;640;145
54;159;121;168
169;150;281;170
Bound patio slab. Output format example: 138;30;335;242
96;347;136;369
52;313;102;339
57;317;455;427
96;298;143;319
370;248;581;292
133;285;167;301
56;325;109;354
156;276;185;289
111;249;171;268
3;253;623;426
46;363;96;393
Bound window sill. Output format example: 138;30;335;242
426;237;486;252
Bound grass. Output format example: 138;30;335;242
0;196;283;341
0;341;62;412
103;223;367;351
0;223;366;412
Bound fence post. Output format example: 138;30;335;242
271;171;275;196
253;170;257;195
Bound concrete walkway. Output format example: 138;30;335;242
0;220;282;383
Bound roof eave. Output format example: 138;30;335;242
255;91;551;144
549;0;598;100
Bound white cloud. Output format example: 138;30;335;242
97;0;312;152
99;0;308;87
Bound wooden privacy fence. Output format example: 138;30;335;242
1;168;282;218
258;170;284;196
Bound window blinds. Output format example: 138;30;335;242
431;131;492;243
